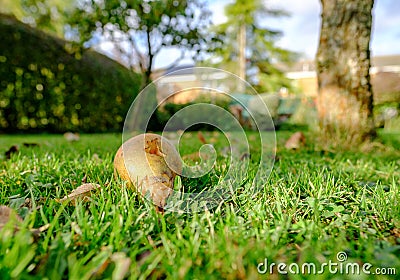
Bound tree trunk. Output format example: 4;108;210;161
238;22;246;92
316;0;376;144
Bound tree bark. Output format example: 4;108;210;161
238;22;246;92
316;0;376;144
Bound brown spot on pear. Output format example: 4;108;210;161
113;133;182;208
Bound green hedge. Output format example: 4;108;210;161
0;14;141;133
157;95;234;131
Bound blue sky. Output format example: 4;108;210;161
153;0;400;68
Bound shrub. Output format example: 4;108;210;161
0;14;141;133
157;95;232;131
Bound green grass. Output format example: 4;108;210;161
0;132;399;279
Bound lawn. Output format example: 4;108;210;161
0;131;399;279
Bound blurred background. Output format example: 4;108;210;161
0;0;399;134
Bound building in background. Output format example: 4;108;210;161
283;55;400;104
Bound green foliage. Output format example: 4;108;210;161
1;0;73;36
158;96;231;130
20;0;74;36
286;97;319;128
68;0;214;86
0;0;25;20
0;225;37;278
0;14;141;133
207;0;297;93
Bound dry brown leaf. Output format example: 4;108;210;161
136;250;152;266
92;153;101;163
111;252;131;280
81;174;87;184
285;132;306;150
391;228;400;238
5;145;19;159
0;205;23;231
147;235;157;249
0;205;50;239
30;224;50;236
182;151;211;162
58;183;101;205
23;142;39;147
182;151;200;161
63;132;80;142
197;131;207;144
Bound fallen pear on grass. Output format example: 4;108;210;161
114;133;182;208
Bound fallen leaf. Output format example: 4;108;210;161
92;153;101;163
71;222;83;235
64;132;80;142
89;250;112;278
57;183;101;205
240;153;250;160
285;132;306;150
391;228;400;238
0;205;23;231
177;130;184;137
30;224;50;237
111;252;131;280
182;151;209;162
81;174;87;184
147;235;157;249
23;142;39;147
136;250;152;266
197;131;207;144
0;205;49;239
93;259;111;278
5;145;19;159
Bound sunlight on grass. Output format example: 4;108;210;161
0;132;399;279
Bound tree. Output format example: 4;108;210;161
316;0;375;144
1;0;73;36
209;0;297;93
68;0;213;87
0;1;24;18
